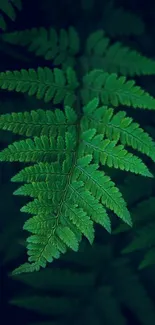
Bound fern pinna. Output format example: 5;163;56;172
0;0;22;31
0;27;155;275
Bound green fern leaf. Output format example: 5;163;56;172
26;234;61;264
23;214;56;235
81;70;155;108
0;106;77;137
11;162;68;183
1;26;80;67
1;2;155;278
139;248;155;269
0;134;75;163
0;67;78;106
100;42;155;76
68;184;111;233
20;199;53;215
122;222;155;254
56;226;79;251
97;286;127;325
102;3;144;36
1;95;155;272
11;144;130;271
0;0;22;30
12;262;41;275
83;98;155;162
66;180;107;237
83;30;155;76
80;127;152;177
13;181;64;200
0;14;7;31
113;258;155;325
10;295;77;315
75;159;131;226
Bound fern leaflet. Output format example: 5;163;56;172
0;67;78;106
1;26;80;68
81;70;155;108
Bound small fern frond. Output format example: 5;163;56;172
82;30;155;76
0;67;78;106
85;30;109;56
20;199;53;216
115;196;155;269
81;70;155;109
100;42;155;76
122;222;155;254
11;161;68;183
1;26;80;67
0;133;76;163
113;258;155;325
131;197;155;225
139;248;155;269
80;128;152;177
0;106;77;137
0;0;22;31
0;15;6;31
12;160;128;271
75;157;131;226
12;262;41;275
83;98;155;162
13;181;64;199
102;3;145;36
66;180;111;233
96;285;127;325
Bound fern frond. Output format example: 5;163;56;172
100;42;155;76
21;201;94;268
113;196;155;235
121;210;155;270
80;127;152;177
10;139;131;272
82;30;155;76
12;246;155;324
20;199;53;216
139;248;155;269
12;262;41;275
131;197;155;225
75;157;131;226
10;294;77;315
0;0;22;31
0;106;77;137
96;285;127;325
0;15;6;31
65;181;111;233
1;95;155;272
1;26;80;67
115;196;155;269
81;70;155;109
83;98;155;162
113;258;155;325
0;67;78;106
11;161;67;183
14;181;64;200
102;3;145;36
0;134;75;163
85;30;109;56
12;266;94;290
122;222;155;254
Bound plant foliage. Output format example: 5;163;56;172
0;0;22;31
1;21;155;275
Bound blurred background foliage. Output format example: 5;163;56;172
1;0;155;324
